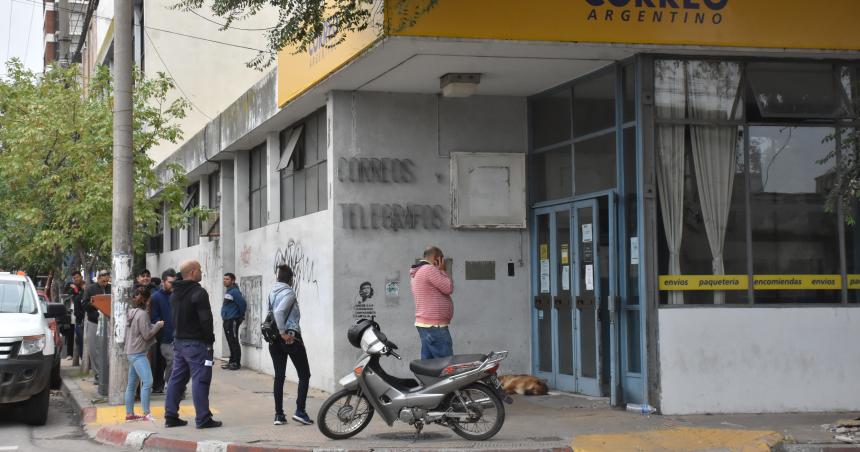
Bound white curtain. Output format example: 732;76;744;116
655;60;686;305
687;61;741;304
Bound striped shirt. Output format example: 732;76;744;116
410;262;454;326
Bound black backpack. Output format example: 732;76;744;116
261;288;294;344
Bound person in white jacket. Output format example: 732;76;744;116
124;286;163;421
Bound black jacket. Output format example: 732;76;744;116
171;279;215;344
82;283;110;323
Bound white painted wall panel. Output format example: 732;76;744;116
659;307;860;414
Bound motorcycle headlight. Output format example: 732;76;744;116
19;335;46;356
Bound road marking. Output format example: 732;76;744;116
0;446;20;451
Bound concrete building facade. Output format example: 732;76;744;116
145;0;860;415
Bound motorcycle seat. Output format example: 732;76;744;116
409;354;487;377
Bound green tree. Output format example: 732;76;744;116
0;60;205;278
172;0;437;69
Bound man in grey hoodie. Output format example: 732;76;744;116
267;265;312;426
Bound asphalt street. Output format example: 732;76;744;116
0;389;112;452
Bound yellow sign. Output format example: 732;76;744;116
659;274;844;291
849;275;860;290
279;0;860;108
540;244;549;261
561;244;569;265
389;0;860;51
659;275;748;291
753;275;841;290
277;1;384;107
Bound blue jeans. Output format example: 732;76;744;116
125;353;153;415
417;326;453;359
165;339;213;427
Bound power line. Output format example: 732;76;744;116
23;0;35;63
189;9;274;32
143;28;213;121
12;0;272;54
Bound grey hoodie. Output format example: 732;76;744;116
124;307;163;355
269;282;301;335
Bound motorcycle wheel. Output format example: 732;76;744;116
446;383;506;441
317;388;375;440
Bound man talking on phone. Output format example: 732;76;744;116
410;246;454;359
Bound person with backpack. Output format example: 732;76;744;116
266;265;312;426
124;286;164;421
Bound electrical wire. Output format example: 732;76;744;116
143;28;213;120
189;9;274;31
11;0;272;54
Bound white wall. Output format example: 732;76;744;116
233;210;335;390
659;307;860;414
144;0;276;164
330;91;532;380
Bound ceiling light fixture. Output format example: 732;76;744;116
440;73;481;98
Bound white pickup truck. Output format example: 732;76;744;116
0;272;64;425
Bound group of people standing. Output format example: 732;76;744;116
119;260;313;428
62;244;454;429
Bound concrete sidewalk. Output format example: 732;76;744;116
60;359;857;451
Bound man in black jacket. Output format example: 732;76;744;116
65;271;86;362
164;259;222;429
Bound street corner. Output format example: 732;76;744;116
570;427;783;452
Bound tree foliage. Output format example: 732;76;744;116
0;60;200;275
172;0;437;69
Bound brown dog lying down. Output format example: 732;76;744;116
498;374;548;396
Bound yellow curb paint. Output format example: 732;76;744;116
571;427;782;452
92;405;219;425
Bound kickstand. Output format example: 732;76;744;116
413;421;424;441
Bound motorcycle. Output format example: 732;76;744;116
316;319;512;441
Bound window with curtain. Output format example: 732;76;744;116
655;59;857;305
249;143;267;230
280;108;328;221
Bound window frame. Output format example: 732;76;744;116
249;143;267;230
649;55;860;306
185;182;200;247
280;107;328;222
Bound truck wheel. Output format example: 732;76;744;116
50;361;61;390
25;386;50;426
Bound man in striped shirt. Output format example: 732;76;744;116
410;246;454;359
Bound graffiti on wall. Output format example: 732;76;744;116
272;239;317;298
352;281;377;321
238;275;263;348
240;245;252;268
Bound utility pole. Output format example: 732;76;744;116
57;0;71;67
108;0;134;405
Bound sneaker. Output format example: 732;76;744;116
292;412;314;425
165;416;188;428
141;413;157;422
220;363;230;369
125;414;143;422
273;414;287;425
197;418;223;429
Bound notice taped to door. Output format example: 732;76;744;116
540;259;550;293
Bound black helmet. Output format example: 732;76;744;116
347;319;373;348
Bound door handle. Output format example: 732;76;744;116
534;296;546;310
553;296;562;310
575;297;586;310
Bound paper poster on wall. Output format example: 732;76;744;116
630;237;640;265
562;265;570;291
540;244;549;260
561;244;569;265
585;264;594;291
582;224;593;243
540;259;550;293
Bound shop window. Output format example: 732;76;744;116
573;71;615;137
574;132;616;194
249;143;267;230
623;64;636;124
185;182;200;247
655;59;857;305
279;108;327;221
532;145;572;203
531;88;572;149
623;127;639;305
747;62;851;119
